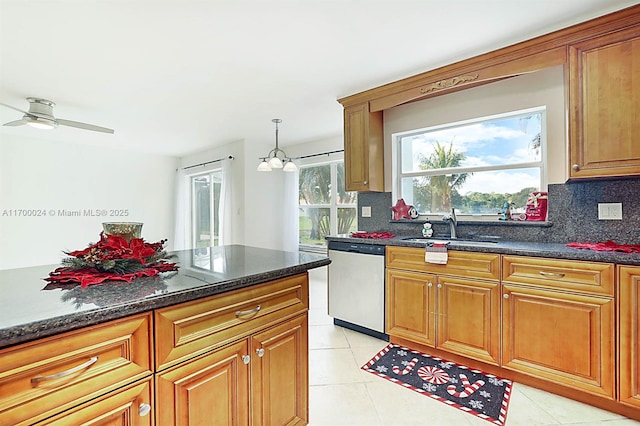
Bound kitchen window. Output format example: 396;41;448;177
392;107;546;217
299;161;357;249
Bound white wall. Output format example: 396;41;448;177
383;66;567;190
0;134;178;269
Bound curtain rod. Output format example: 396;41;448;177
183;155;234;170
294;149;344;160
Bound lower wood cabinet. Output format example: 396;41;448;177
501;255;615;398
386;248;501;365
0;313;152;426
619;266;640;408
501;284;615;397
156;315;309;426
0;273;310;425
34;378;153;425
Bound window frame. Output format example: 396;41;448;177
188;167;223;249
391;106;548;219
298;158;357;251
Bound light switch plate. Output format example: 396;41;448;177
598;203;622;220
362;206;372;218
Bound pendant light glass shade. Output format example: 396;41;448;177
257;159;272;171
283;160;297;172
257;119;296;172
268;156;283;168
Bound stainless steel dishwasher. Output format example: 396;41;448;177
327;241;388;340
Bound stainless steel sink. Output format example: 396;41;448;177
402;237;498;245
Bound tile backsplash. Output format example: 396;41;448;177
356;177;640;244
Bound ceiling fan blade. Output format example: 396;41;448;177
57;118;114;134
0;102;29;115
3;119;28;127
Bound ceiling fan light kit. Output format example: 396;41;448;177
0;97;115;134
257;118;297;172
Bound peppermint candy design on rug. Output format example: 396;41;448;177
392;357;419;375
447;373;485;398
417;365;451;384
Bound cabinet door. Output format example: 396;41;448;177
502;284;615;398
250;315;308;426
619;266;640;408
437;276;500;365
569;26;640;178
343;103;383;192
386;269;436;346
35;379;153;426
156;340;250;426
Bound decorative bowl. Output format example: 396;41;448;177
102;222;143;243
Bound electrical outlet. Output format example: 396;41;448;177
598;203;622;220
361;206;372;218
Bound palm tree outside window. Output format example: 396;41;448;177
299;162;357;249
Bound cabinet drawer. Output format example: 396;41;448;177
155;273;309;370
0;313;152;426
386;246;500;280
34;378;153;425
502;256;614;296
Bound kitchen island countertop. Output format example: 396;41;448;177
0;245;330;349
326;234;640;265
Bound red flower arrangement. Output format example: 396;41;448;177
46;232;178;287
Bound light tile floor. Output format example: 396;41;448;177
307;266;640;426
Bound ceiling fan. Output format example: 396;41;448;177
0;97;114;134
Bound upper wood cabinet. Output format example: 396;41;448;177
569;25;640;178
343;102;384;192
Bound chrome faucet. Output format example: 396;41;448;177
442;208;458;239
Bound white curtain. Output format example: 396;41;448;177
173;168;189;250
218;158;234;245
282;164;299;252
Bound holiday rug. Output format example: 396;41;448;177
362;344;513;425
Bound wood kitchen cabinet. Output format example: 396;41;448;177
343;102;384;192
501;256;615;398
156;315;308;426
386;247;501;365
155;273;310;425
0;313;153;426
35;379;153;425
569;25;640;178
618;266;640;408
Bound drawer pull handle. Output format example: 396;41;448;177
31;356;99;385
235;305;261;317
139;403;152;417
256;348;265;357
539;271;565;278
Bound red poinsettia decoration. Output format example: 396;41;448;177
46;232;178;287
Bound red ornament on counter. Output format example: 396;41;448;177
391;198;412;220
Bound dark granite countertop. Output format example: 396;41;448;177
0;245;330;350
326;234;640;265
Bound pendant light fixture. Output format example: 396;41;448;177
257;119;297;172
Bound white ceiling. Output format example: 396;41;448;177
1;0;638;157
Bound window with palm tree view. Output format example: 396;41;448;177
299;162;357;248
394;107;544;216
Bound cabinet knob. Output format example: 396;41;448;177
503;294;509;299
256;348;265;357
242;355;250;364
428;282;433;287
437;284;442;289
363;180;368;185
572;164;580;171
139;403;152;417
